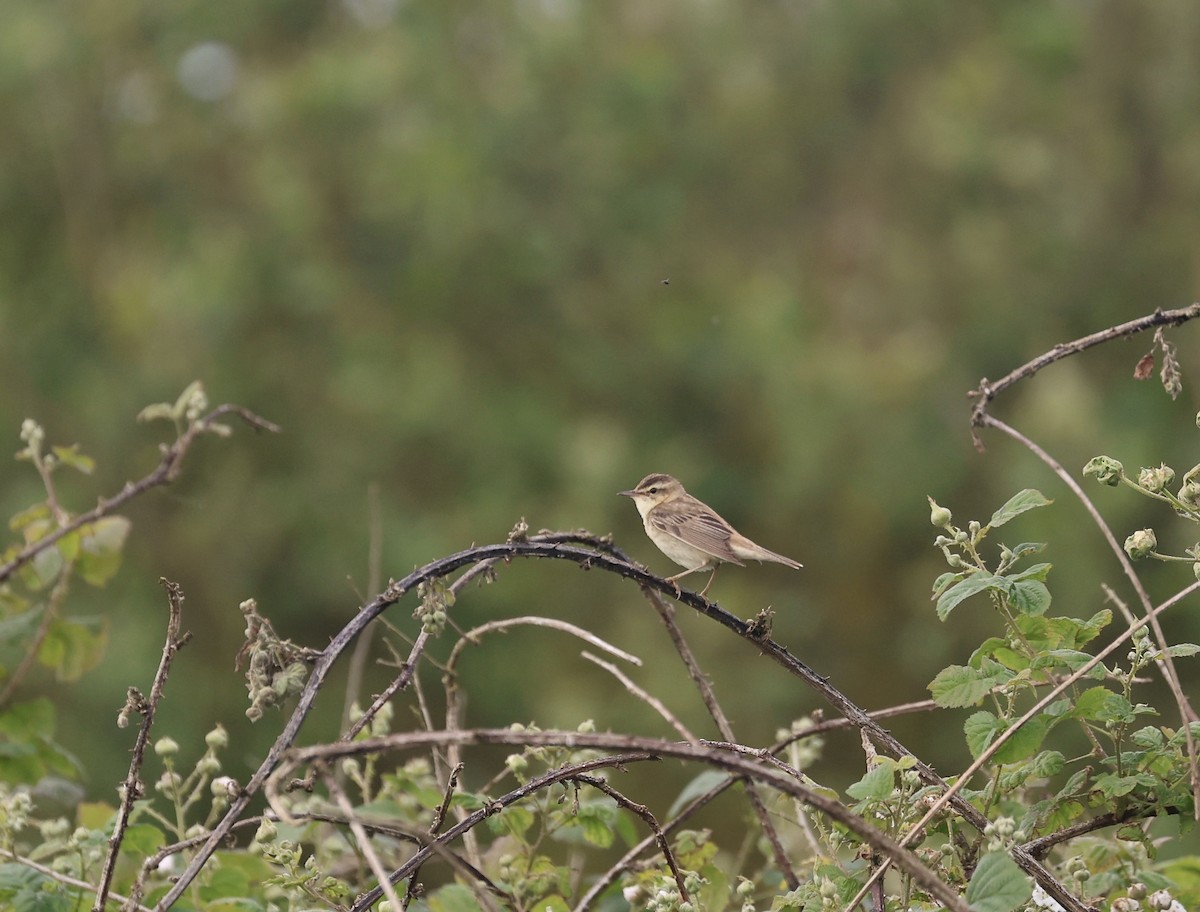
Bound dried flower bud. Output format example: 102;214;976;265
1083;455;1124;486
1137;464;1175;493
1124;529;1157;560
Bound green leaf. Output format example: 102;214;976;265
964;711;1003;759
1167;643;1200;658
8;503;50;533
1092;773;1143;798
1072;687;1132;723
1008;562;1052;582
932;571;966;598
120;823;165;856
136;403;175;424
0;863;76;912
427;883;485;912
1031;650;1095;673
77;516;131;587
1006;542;1046;560
50;445;94;475
988;490;1052;529
37;617;109;682
1005;579;1051;616
532;898;570;912
575;808;615;848
490;805;534;838
0;699;56;740
936;573;999;620
991;715;1050;765
929;663;1011;708
966;852;1032;912
845;761;895;801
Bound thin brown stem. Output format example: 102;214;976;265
968;303;1200;445
99;579;192;912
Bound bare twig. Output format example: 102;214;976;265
343;483;385;731
581;651;696;741
96;579;191;912
640;585;798;885
571;774;691;904
968;303;1200;445
321;766;406;912
0;404;279;586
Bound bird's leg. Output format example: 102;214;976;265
697;565;719;599
664;566;705;597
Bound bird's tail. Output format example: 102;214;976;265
733;540;803;569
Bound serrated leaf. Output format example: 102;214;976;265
932;571;966;598
1092;773;1142;798
936;573;999;620
1072;687;1131;723
966;852;1033;912
1008;562;1052;582
964;711;1003;759
1006;579;1051;616
489;805;533;837
1031;650;1095;673
846;761;895;801
929;663;1011;709
988;490;1052;529
1167;643;1200;658
992;715;1050;765
575;809;615;848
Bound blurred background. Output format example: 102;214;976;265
2;0;1200;816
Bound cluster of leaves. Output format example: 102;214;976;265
5;374;1200;912
924;490;1197;908
0;419;128;788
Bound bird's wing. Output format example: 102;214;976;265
648;501;746;565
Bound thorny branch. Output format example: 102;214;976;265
289;731;971;912
100;580;192;912
155;532;1083;911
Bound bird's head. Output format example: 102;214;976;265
619;473;685;516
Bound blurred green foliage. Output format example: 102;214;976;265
2;0;1200;799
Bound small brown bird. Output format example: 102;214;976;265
619;473;803;597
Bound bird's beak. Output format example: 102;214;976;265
618;489;636;497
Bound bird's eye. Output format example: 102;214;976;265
647;487;658;494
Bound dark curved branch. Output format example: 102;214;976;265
968;302;1200;444
154;534;1079;911
282;731;970;912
